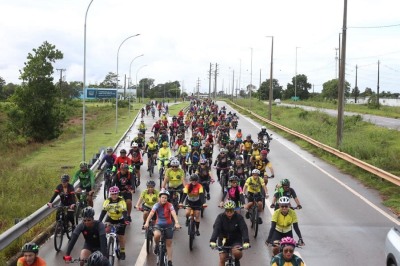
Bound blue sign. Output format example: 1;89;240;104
86;89;117;99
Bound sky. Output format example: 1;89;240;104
1;0;399;95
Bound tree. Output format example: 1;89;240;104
55;80;81;99
258;79;282;100
285;74;312;100
351;86;360;103
0;76;6;100
99;72;117;88
321;79;351;100
8;41;64;142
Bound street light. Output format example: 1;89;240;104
82;0;94;162
295;46;300;99
266;36;274;120
136;64;148;103
129;54;144;87
249;48;253;110
116;34;140;133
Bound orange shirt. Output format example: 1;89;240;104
17;257;47;266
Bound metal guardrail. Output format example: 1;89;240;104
0;107;143;251
228;101;400;187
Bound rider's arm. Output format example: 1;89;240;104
161;171;169;189
89;170;95;190
98;222;108;256
293;222;303;239
209;214;222;242
71;170;80;185
266;221;277;243
238;216;250;243
66;223;83;255
98;209;107;222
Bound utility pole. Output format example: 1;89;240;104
377;60;380;109
208;63;213;99
259;68;261;101
123;74;126;99
335;48;339;79
355;65;358;103
196;78;200;98
56;68;66;97
214;63;219;99
232;70;235;101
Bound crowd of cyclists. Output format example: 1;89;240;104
20;98;306;266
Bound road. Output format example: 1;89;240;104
38;101;399;266
277;102;400;131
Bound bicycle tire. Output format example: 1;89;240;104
145;228;153;254
157;245;166;266
220;173;226;194
115;238;120;259
159;167;164;190
253;207;259;238
104;179;110;200
74;204;83;225
54;222;63;252
107;237;115;266
200;206;204;218
189;219;195;251
65;219;73;240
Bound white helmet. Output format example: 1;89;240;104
261;126;266;131
252;169;260;175
131;142;139;148
278;196;290;205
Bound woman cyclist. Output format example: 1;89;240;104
219;176;245;214
270;237;304;266
135;180;159;229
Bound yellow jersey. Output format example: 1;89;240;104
158;147;171;159
271;208;298;233
140;189;159;208
178;145;190;156
102;196;127;221
244;176;265;194
165;168;185;188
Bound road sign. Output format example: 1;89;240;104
86;89;117;99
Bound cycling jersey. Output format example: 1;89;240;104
178;145;190;156
182;183;204;202
254;155;271;172
49;184;76;206
99;196;127;221
158;147;171;159
146;141;158;152
17;257;47;266
71;169;95;189
270;253;304;266
114;171;134;191
67;221;107;256
113;156;132;172
271;208;298;233
140;189;159;208
251;149;260;158
138;123;147;130
244;176;265;194
165;168;185;188
210;212;249;246
242;140;253;151
98;153;116;169
152;202;175;226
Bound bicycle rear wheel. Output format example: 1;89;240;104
107;237;115;266
53;222;63;252
157;245;166;266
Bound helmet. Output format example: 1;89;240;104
223;200;236;210
131;142;139;148
189;174;199;182
278;196;290;205
162;141;168;147
246;134;251;138
170;159;180;167
109;186;120;194
61;174;70;183
120;163;129;170
21;242;39;254
82;207;95;218
146;180;156;187
235;155;243;161
80;161;88;169
106;147;113;152
281;179;290;186
280;236;296;247
87;251;110;266
261;150;268;155
199;158;207;165
238;129;241;132
192;142;200;147
229;175;239;182
230;140;234;144
159;189;170;198
252;169;260;175
120;149;127;154
220;148;227;153
261;126;266;131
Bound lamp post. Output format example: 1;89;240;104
295;46;300;99
266;36;274;120
249;48;253;110
129;54;144;87
116;34;140;133
82;0;94;162
136;65;148;103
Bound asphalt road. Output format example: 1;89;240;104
38;101;399;266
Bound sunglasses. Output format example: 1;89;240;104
280;205;289;208
283;248;294;253
225;209;234;213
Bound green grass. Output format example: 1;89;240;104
229;98;400;214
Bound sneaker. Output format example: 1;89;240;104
119;251;126;260
258;217;263;224
136;180;141;187
168;261;173;266
127;216;132;222
245;212;250;219
196;230;200;236
206;194;210;200
154;245;159;255
185;219;189;227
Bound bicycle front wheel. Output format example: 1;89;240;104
53;222;63;252
189;219;195;251
74;204;83;225
104;179;110;200
145;229;153;254
253;208;259;238
107;237;115;266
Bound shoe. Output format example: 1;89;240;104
142;225;145;230
168;261;173;266
258;217;263;224
185;219;189;227
206;194;210;200
154;245;159;255
235;259;240;266
245;212;250;219
127;216;132;222
196;230;200;236
136;180;140;187
119;251;126;260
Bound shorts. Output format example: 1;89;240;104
247;192;263;203
154;225;174;239
80;185;92;192
82;242;101;252
105;217;126;235
121;191;132;201
186;199;203;211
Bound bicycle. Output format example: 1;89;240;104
215;166;230;194
103;169;114;199
213;238;249;266
53;205;73;252
167;188;182;216
145;151;157;177
74;191;88;225
181;205;203;251
155;227;171;266
106;223;123;265
63;257;87;264
158;158;168;190
247;193;264;238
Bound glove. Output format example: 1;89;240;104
124;220;130;225
242;243;250;249
297;205;302;209
202;204;208;208
63;255;72;261
298;238;305;245
209;242;217;249
270;204;275;208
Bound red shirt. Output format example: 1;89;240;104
113;156;132;171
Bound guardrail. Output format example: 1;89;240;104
228;101;400;187
0;106;143;252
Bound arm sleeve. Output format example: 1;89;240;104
98;210;107;222
266;221;277;243
71;171;79;185
239;216;250;243
49;192;58;203
66;225;82;255
99;225;107;256
210;215;221;242
90;170;95;189
293;223;303;239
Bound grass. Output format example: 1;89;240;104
229;98;400;214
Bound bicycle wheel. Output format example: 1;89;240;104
107;237;115;266
159;168;164;190
220;173;226;194
253;208;259;238
104;179;110;200
146;229;153;254
189;219;195;251
115;238;121;259
158;245;166;266
53;222;63;252
74;204;82;225
65;219;73;240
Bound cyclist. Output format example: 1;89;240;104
179;174;207;236
240;134;254;166
144;136;159;171
143;189;181;266
229;156;248;188
138;119;147;134
209;200;250;266
158;130;169;147
176;139;190;170
86;251;110;266
47;174;76;230
114;163;134;222
64;207;107;266
112;149;133;173
253;149;275;190
243;169;267;224
234;129;243;149
151;120;162;139
266;197;305;247
131;131;146;150
220;176;245;214
270;237;304;266
97;147;116;170
98;186;129;260
72;161;95;207
226;140;236;161
128;142;143;186
270;179;302;210
162;159;186;198
135;180;159;229
213;148;231;183
17;243;46;266
186;141;203;174
150;105;156;118
197;158;212;200
158;141;171;171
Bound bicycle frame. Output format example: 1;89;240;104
106;224;121;265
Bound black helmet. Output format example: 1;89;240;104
281;178;290;186
120;149;127;154
146;180;156;187
61;174;70;183
189;174;199;182
79;161;88;170
82;207;95;219
21;242;39;254
229;175;239;182
87;251;109;266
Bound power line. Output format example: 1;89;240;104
349;23;400;29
